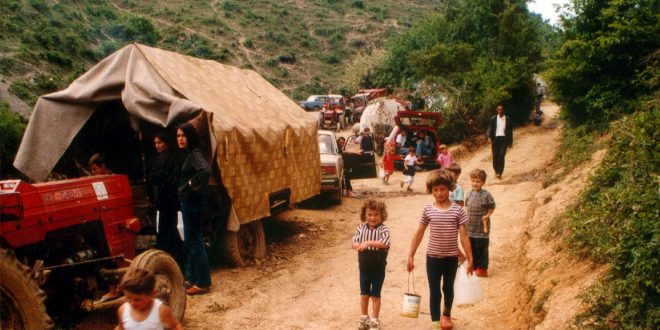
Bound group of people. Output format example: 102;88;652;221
352;166;496;330
355;105;513;330
90;123;213;307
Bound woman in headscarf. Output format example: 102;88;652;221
176;123;212;295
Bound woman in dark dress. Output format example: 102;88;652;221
149;132;183;267
176;123;212;295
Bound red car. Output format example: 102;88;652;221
392;111;443;169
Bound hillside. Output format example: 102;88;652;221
0;0;441;115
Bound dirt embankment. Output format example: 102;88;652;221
76;102;607;329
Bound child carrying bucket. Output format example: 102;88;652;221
352;199;391;330
406;169;474;330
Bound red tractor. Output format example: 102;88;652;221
0;175;186;329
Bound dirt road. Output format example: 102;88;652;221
79;103;560;329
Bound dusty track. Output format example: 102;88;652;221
76;103;561;329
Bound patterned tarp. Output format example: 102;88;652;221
14;43;320;226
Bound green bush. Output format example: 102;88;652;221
548;0;659;126
564;106;659;329
352;1;364;9
277;51;296;64
0;101;27;178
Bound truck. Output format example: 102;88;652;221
0;175;186;328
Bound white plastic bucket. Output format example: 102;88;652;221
401;292;421;318
401;272;421;318
453;263;484;306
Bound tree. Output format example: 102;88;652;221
368;0;544;143
548;0;659;126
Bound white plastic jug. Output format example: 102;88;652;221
453;263;484;306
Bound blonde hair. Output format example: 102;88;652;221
359;199;388;222
446;163;461;176
425;169;456;193
469;169;487;181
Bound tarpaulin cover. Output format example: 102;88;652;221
14;43;320;225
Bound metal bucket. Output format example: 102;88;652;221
401;272;421;318
401;292;421;318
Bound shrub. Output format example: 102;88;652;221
222;1;241;12
243;38;253;48
0;101;26;178
41;51;72;68
352;1;365;9
278;51;296;64
563;106;659;329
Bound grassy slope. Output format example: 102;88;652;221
0;0;441;112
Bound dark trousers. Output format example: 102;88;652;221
181;200;212;288
470;237;490;270
344;170;353;191
156;208;183;268
426;256;458;321
492;136;509;175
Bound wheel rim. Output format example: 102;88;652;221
237;225;257;259
1;288;24;329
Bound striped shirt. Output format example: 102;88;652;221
419;203;468;257
352;223;391;250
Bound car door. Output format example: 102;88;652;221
341;135;378;179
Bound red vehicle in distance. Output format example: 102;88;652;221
392;111;443;169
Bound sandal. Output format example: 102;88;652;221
186;286;210;295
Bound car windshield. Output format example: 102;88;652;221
318;134;336;155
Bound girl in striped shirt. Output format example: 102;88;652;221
352;199;391;330
407;169;474;330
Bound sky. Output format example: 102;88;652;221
527;0;572;26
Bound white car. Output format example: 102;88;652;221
317;130;344;203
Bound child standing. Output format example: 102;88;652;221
400;146;422;191
352;199;391;330
382;143;395;185
465;169;495;277
407;169;473;330
446;163;464;207
115;268;182;330
436;145;453;169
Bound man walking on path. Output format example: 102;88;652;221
486;104;513;179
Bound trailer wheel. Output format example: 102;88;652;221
224;220;266;267
130;250;186;321
0;248;53;330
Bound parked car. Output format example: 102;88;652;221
299;95;329;111
318;130;344;203
392;111;443;169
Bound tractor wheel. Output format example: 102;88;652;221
0;248;53;330
223;220;266;267
130;250;186;321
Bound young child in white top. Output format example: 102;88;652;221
400;145;422;191
115;268;182;330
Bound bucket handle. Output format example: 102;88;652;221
407;271;416;294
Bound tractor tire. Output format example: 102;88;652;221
0;248;53;330
223;220;266;267
130;250;186;321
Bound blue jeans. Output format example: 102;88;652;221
181;200;211;288
416;140;433;156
